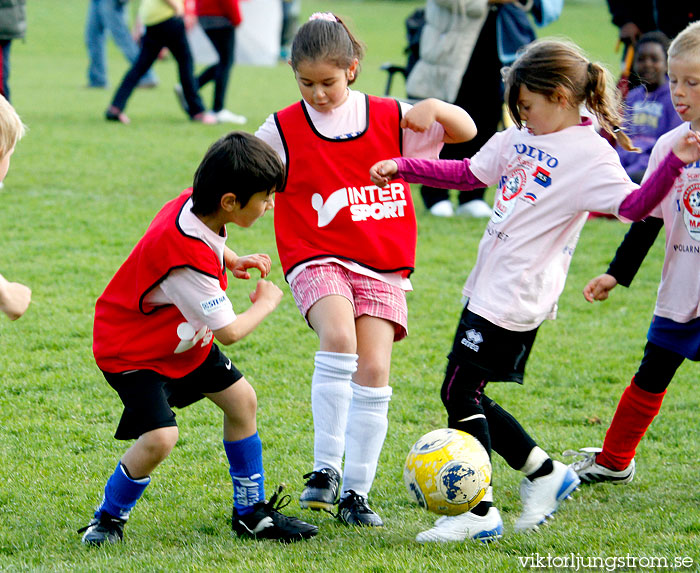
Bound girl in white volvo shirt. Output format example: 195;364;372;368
568;21;700;493
370;39;700;543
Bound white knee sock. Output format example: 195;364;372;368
342;382;393;498
311;351;357;475
519;446;550;475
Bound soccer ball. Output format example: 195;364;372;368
403;428;491;515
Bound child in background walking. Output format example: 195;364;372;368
568;21;700;488
105;0;215;124
370;39;700;542
79;132;317;545
193;0;247;124
255;12;476;527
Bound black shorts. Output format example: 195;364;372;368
447;305;539;384
102;345;243;440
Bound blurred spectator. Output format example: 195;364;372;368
407;0;562;218
280;0;301;60
194;0;246;124
606;1;697;44
616;32;682;184
85;0;159;89
0;0;26;102
105;0;215;124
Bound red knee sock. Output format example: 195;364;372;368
597;378;666;470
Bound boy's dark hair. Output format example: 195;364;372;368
192;132;284;215
636;31;671;58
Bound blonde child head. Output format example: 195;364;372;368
0;94;25;159
669;21;700;60
502;39;636;151
290;12;365;83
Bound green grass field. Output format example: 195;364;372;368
0;1;698;571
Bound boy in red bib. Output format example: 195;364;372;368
80;132;317;545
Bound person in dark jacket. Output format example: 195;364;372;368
0;0;26;102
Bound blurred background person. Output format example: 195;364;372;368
0;0;26;102
85;0;159;89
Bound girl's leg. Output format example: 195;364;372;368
342;315;394;495
337;315;394;526
595;341;683;471
204;26;235;112
162;17;206;117
206;379;265;514
305;295;358;476
109;29;163;113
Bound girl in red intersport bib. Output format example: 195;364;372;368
255;12;476;527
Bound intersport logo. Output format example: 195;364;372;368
311;182;408;227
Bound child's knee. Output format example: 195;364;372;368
320;325;356;353
355;357;390;387
141;426;179;460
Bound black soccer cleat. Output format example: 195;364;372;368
337;490;384;527
78;511;126;546
299;467;340;512
232;484;318;542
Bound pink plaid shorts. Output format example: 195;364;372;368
289;263;408;341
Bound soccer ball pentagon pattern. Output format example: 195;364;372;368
403;428;491;515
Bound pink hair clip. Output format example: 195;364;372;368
309;12;337;22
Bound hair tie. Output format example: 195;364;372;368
612;125;621;133
587;62;594;74
309;12;337;22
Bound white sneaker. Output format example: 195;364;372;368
215;109;247;124
428;199;454;217
514;460;580;532
416;507;503;543
456;199;492;218
563;447;636;485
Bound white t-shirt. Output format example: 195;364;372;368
143;198;236;331
255;89;445;290
466;122;637;331
646;122;700;322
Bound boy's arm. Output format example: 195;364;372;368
212;279;282;345
0;273;31;320
224;246;272;279
582;217;663;302
401;98;477;144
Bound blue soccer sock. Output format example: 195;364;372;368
97;461;151;520
224;432;265;516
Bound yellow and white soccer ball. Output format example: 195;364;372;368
403;428;491;515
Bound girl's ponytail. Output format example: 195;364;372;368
585;62;639;152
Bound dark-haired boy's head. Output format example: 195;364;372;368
192;132;284;216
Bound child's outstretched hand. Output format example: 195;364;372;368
228;253;272;279
672;130;700;164
249;279;283;310
0;274;31;320
583;273;618;303
369;160;399;187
